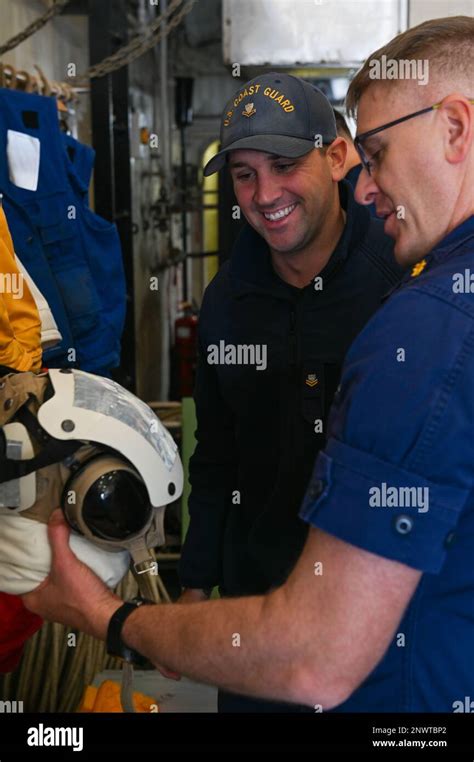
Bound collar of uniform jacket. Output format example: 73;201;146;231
228;180;371;298
384;213;474;302
429;213;474;264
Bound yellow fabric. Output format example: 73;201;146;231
0;208;42;372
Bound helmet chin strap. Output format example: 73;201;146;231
128;512;166;568
0;401;82;484
123;545;162;715
133;557;161;602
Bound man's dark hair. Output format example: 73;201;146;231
333;109;353;141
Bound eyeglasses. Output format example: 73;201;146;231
354;98;474;175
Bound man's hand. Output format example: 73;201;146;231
155;588;209;680
22;510;122;640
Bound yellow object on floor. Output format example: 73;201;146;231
77;680;158;713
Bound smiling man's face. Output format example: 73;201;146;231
229;148;337;256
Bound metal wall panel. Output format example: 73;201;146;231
409;0;474;25
223;0;405;66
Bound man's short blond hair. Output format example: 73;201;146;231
346;15;474;118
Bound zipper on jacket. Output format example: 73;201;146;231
289;289;305;367
289;307;297;366
286;295;303;476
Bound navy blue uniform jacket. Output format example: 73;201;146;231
301;215;474;711
180;181;403;597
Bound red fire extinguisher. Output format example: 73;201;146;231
175;301;199;397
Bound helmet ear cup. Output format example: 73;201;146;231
62;455;152;543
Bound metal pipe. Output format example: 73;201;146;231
180;123;188;301
156;0;172;398
159;0;172;189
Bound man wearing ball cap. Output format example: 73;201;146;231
178;72;402;712
203;74;338;175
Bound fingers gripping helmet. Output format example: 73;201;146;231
0;369;183;594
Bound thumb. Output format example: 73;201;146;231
47;508;73;567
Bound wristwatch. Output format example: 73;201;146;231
106;597;154;666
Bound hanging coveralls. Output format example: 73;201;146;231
0;88;126;375
62;131;126;372
0;206;42;372
0;206;44;672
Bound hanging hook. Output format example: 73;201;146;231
15;70;32;92
34;64;52;96
2;64;17;89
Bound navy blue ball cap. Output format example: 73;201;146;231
203;72;337;176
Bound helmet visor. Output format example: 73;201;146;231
82;469;152;541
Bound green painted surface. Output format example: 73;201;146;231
181;397;197;544
181;396;219;599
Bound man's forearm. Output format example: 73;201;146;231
120;588;307;705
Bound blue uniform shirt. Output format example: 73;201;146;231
300;215;474;712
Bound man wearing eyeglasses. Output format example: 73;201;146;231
23;15;474;714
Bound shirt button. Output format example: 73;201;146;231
444;531;456;548
393;514;413;535
309;479;324;500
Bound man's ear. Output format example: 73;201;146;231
441;94;473;165
326;137;348;182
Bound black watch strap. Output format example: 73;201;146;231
106;597;153;666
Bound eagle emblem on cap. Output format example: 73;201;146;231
242;103;256;118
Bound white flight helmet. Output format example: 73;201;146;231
0;368;183;594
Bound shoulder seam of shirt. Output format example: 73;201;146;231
406;281;474;321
